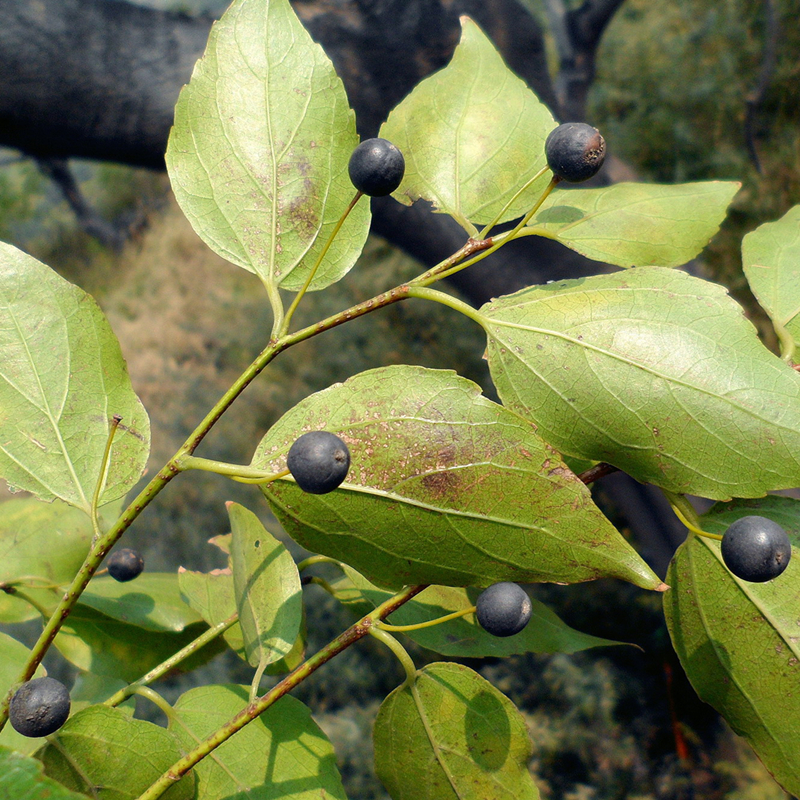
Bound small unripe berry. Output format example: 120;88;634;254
107;548;144;582
721;515;792;583
348;138;405;196
287;431;350;494
9;677;71;737
545;123;606;183
475;582;532;637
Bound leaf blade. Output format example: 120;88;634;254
228;502;303;667
664;496;800;795
253;365;662;591
166;0;370;292
380;17;555;230
374;662;539;800
482;267;800;499
742;204;800;346
528;181;739;267
0;243;149;511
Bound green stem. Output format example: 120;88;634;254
281;191;362;336
90;414;122;541
0;586;53;619
302;575;338;596
417;177;560;286
663;490;722;541
105;614;238;708
774;320;796;364
368;627;417;687
404;287;487;328
178;455;290;485
264;276;285;340
136;584;427;800
376;606;475;633
477;165;550;239
133;686;177;724
296;554;345;573
250;660;269;704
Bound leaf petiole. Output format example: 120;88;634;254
376;606;476;632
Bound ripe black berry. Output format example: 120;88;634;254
545;122;606;183
348;138;405;196
475;582;532;637
9;677;71;737
287;431;350;495
106;548;144;582
720;515;792;583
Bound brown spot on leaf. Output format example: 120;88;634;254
421;470;461;500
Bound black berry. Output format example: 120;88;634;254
348;138;405;196
475;582;532;637
720;515;792;583
545;122;606;183
107;548;144;582
9;677;71;737
287;431;350;495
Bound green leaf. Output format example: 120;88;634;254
254;365;662;591
0;499;93;623
228;502;303;667
54;606;221;682
37;705;194;800
742;204;800;350
528;180;739;267
0;633;47;755
0;243;150;512
178;567;247;660
664;496;800;796
171;684;347;799
78;574;202;632
380;17;555;232
70;673;134;717
481;267;800;500
331;566;626;657
0;746;89;800
166;0;369;292
374;662;539;800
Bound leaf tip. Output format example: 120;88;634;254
655;582;670;593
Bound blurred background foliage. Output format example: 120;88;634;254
1;1;798;798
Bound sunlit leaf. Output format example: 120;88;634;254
178;567;247;660
742;204;800;352
331;566;627;657
374;662;539;800
0;499;93;623
166;0;369;292
171;684;347;799
664;496;800;795
37;705;194;800
0;747;88;800
228;502;303;667
0;242;149;511
254;365;662;591
54;606;220;682
79;574;202;632
528;180;739;267
482;267;800;499
381;17;555;232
